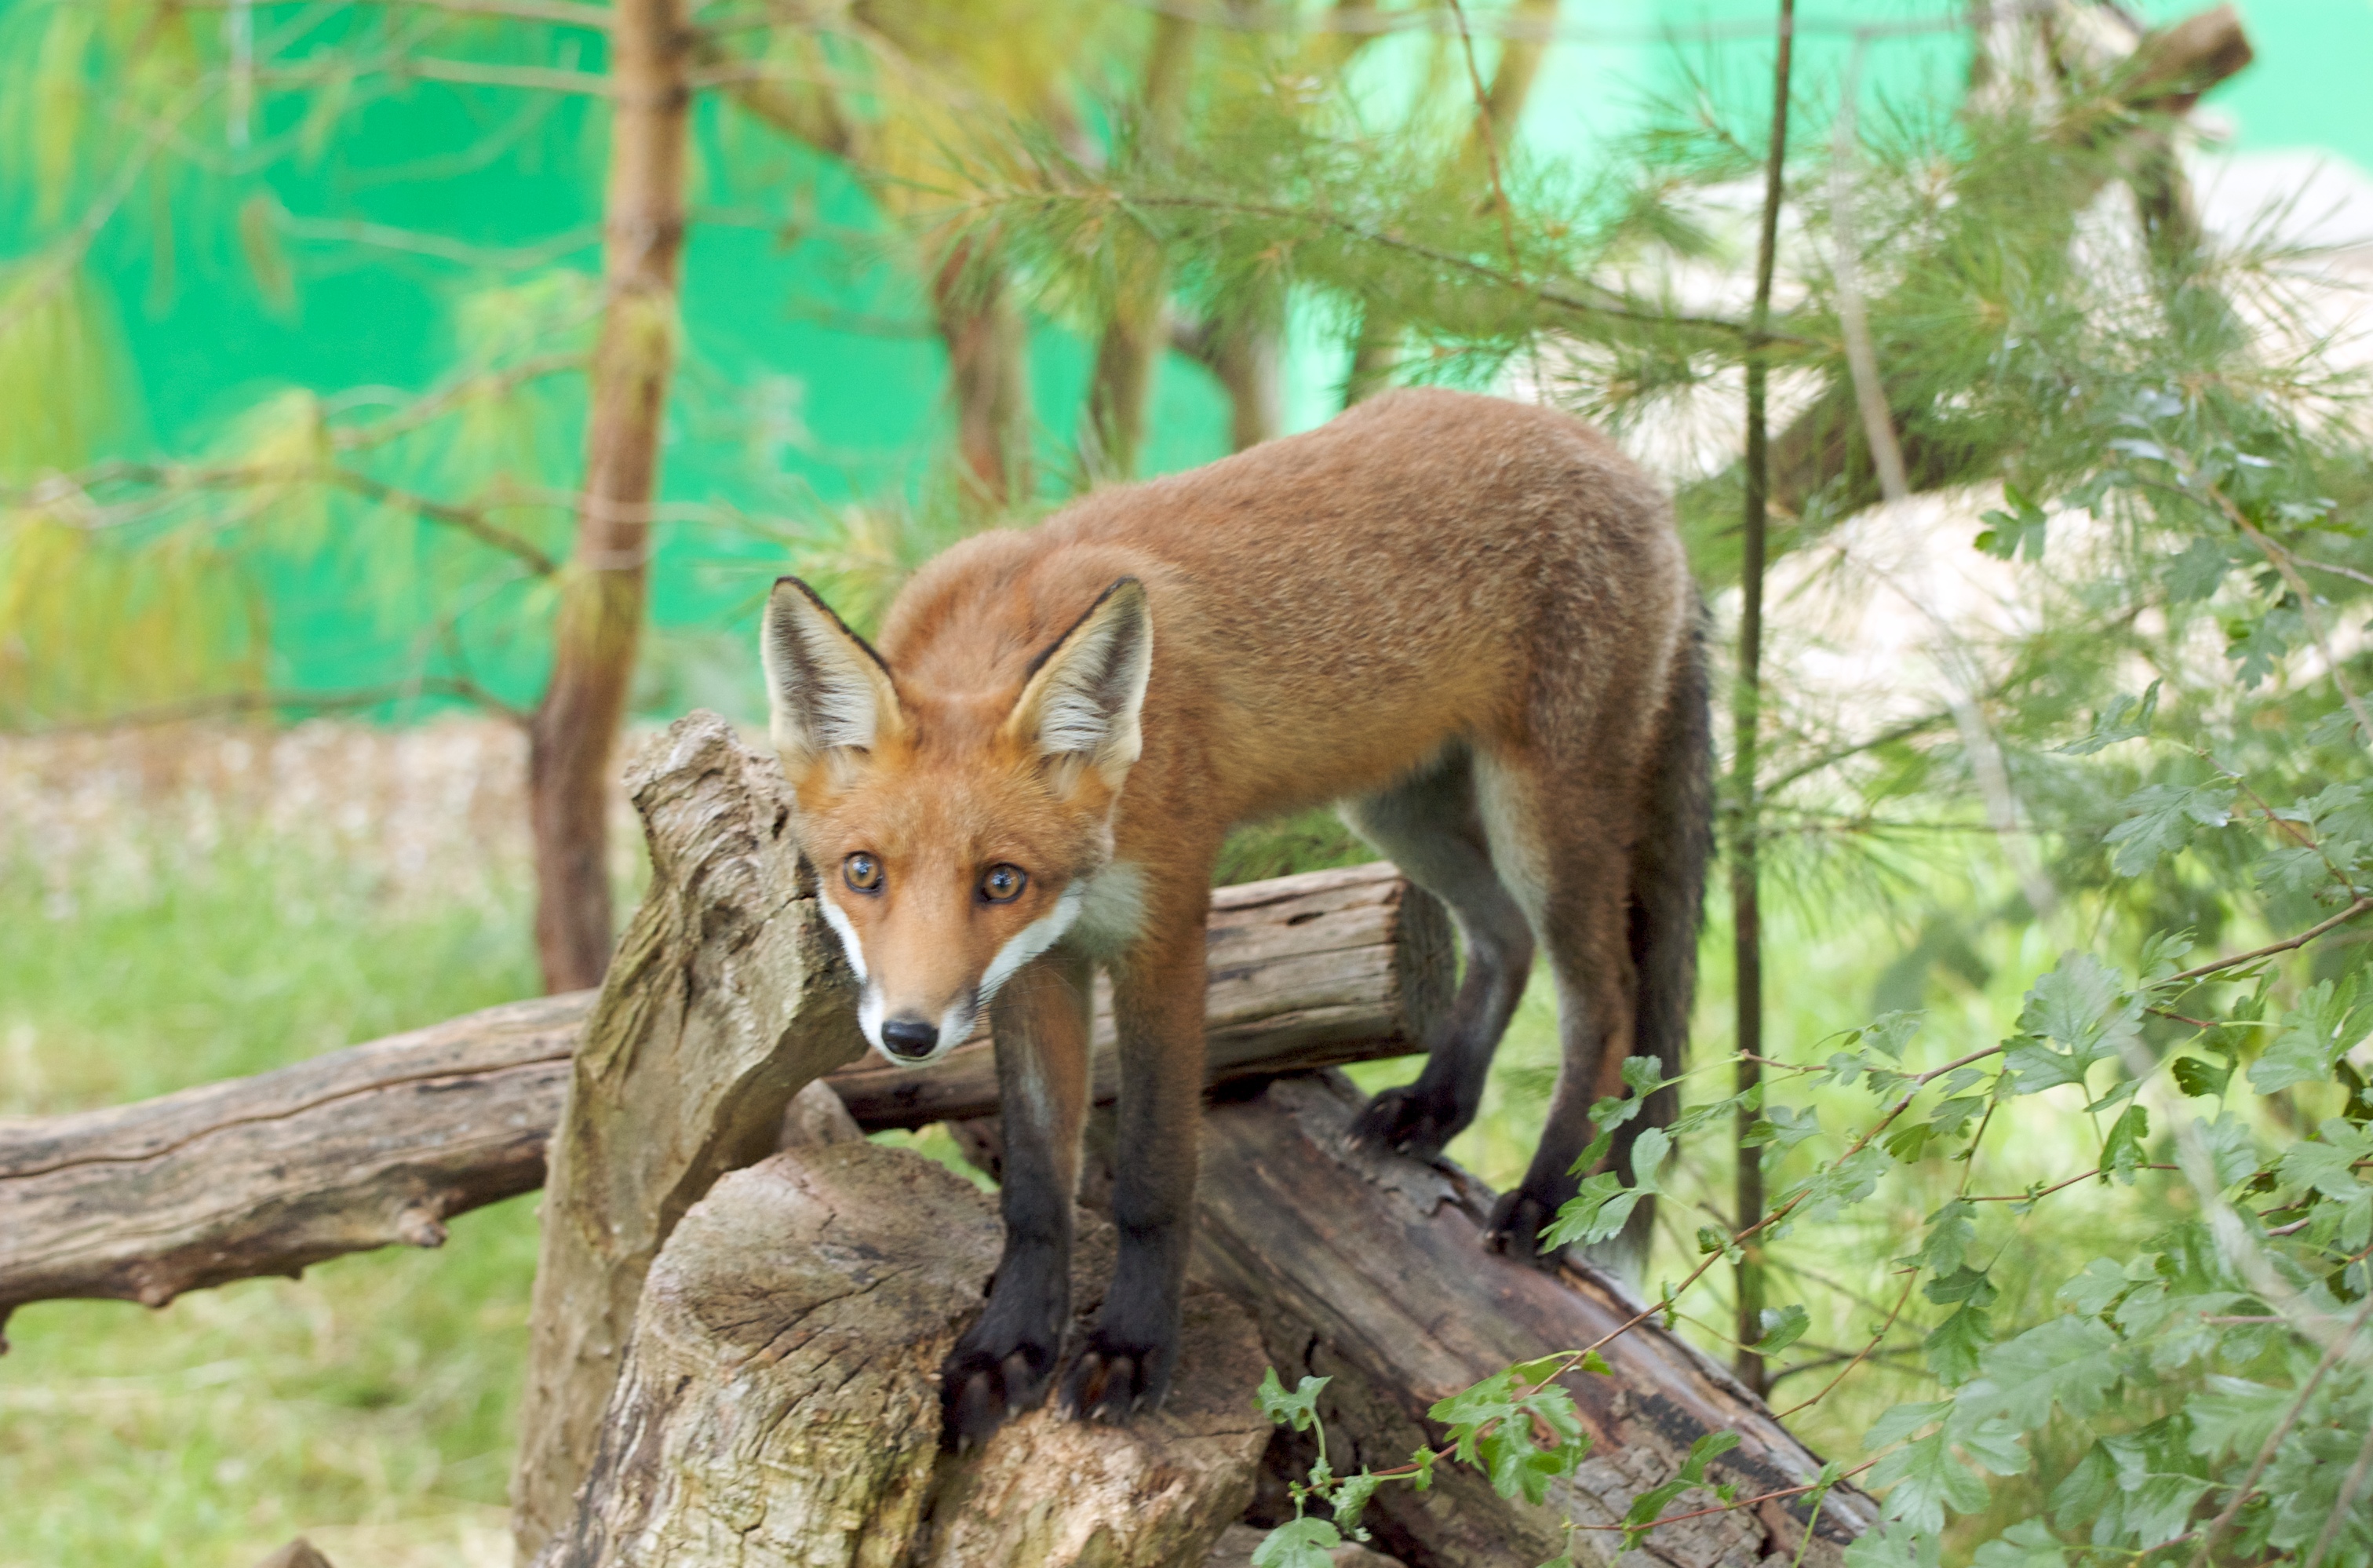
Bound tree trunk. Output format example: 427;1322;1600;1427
0;855;1447;1340
508;712;867;1561
1190;1074;1874;1567
1081;12;1196;482
1340;0;1556;410
932;239;1033;509
527;0;694;994
541;1140;1269;1568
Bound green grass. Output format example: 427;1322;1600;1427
1;837;543;1568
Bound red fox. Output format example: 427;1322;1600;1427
761;387;1709;1446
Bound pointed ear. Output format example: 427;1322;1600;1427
1004;577;1153;789
762;577;904;786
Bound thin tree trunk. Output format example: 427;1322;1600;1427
1730;0;1792;1399
931;238;1032;508
526;0;692;993
1081;13;1195;482
1340;0;1555;408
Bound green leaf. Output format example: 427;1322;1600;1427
1427;1368;1590;1507
2251;978;2366;1093
2056;1259;2129;1317
1972;1517;2070;1568
2170;1055;2232;1098
2059;681;2160;754
1909;1201;1978;1276
2049;1442;2118;1527
2200;1112;2262;1188
2165;536;2229;602
1866;1400;1949;1451
1845;1522;1942;1568
1541;1172;1639;1249
2276;1120;2373;1198
1619;1054;1664;1096
2104;782;2235;876
1330;1470;1383;1535
2186;1377;2289;1462
2021;953;2145;1063
1977;487;2048;562
1749;1304;1810;1356
2102;1103;2151;1183
1960;1317;2120;1431
1256;1368;1329;1433
1871;1430;1992;1533
1955;1415;2031;1476
1925;1266;1999;1307
1923;1305;1993;1384
1251;1517;1342;1568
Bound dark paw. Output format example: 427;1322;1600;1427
1058;1327;1175;1424
1483;1188;1566;1268
939;1335;1059;1451
1345;1083;1466;1160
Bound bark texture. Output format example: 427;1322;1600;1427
0;990;588;1347
527;0;694;993
0;862;1445;1336
541;1140;1268;1568
1191;1075;1874;1567
509;711;868;1560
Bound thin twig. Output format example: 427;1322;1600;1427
1443;0;1520;273
2186;1291;2373;1568
1773;1270;1916;1418
2305;1411;2373;1568
1827;36;1909;505
2161;897;2373;986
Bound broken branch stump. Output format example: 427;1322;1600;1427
541;1138;1269;1568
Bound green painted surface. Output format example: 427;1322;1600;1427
7;0;2364;711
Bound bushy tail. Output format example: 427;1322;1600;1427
1607;602;1714;1275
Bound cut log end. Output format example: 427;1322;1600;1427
549;1137;1270;1568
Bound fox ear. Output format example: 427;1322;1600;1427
762;577;904;786
1006;577;1152;789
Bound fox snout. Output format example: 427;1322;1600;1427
877;1016;941;1060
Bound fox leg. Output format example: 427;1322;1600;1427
939;945;1092;1449
1474;752;1643;1267
1061;888;1208;1423
1341;746;1536;1158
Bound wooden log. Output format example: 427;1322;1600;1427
1186;1074;1878;1568
0;860;1448;1343
542;1138;1270;1568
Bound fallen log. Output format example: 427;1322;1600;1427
1197;1074;1876;1567
0;851;1448;1347
541;1137;1270;1568
950;1074;1875;1566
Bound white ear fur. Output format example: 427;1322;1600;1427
1007;578;1153;787
761;578;903;777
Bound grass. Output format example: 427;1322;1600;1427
1;833;544;1568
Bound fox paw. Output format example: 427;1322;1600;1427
1345;1083;1466;1160
1059;1328;1175;1424
939;1336;1058;1451
1483;1187;1566;1268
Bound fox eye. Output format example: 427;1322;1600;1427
979;863;1027;903
843;853;883;894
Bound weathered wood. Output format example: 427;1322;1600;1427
1186;1074;1877;1568
0;861;1447;1343
543;1139;1269;1568
0;990;590;1347
508;711;869;1560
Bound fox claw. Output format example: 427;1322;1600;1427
939;1340;1056;1451
1483;1188;1565;1268
1346;1083;1465;1159
1059;1329;1172;1424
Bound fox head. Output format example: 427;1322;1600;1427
761;574;1152;1067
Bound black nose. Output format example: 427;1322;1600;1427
880;1016;940;1060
